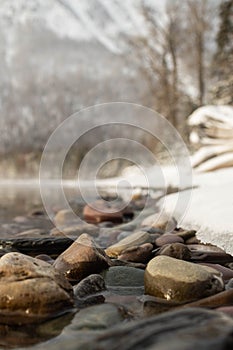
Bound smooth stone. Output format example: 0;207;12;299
155;233;184;246
50;223;99;238
216;306;233;316
156;243;191;260
74;274;106;298
79;308;233;350
53;234;111;282
104;266;144;287
181;289;233;309
117;231;133;241
64;303;126;332
226;278;233;290
141;212;177;231
185;236;201;244
144;256;224;303
83;200;133;224
118;243;153;263
105;231;151;258
0;252;74;324
54;209;79;226
35;254;54;264
141;226;164;234
175;229;196;241
199;263;233;281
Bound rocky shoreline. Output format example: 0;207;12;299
0;194;233;349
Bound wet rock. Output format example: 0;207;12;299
216;306;233;316
50;223;99;238
104;266;144;295
199;263;233;281
141;226;164;234
156;243;191;260
155;233;184;246
105;231;151;258
35;254;54;264
74;274;106;298
65;303;127;332
83;200;134;224
79;308;233;350
144;256;224;303
111;259;146;269
141;212;177;231
181;289;233;309
118;243;153;263
0;252;74;324
189;244;233;263
54;234;111;282
226;278;233;290
185;236;201;244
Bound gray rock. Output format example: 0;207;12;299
74;274;106;298
144;256;224;303
104;266;144;295
0;252;74;324
54;234;111;282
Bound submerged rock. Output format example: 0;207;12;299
0;252;74;324
144;256;224;303
54;234;111;282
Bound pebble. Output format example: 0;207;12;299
144;256;224;303
118;243;153;263
53;233;111;282
156;242;191;260
155;233;184;246
181;288;233;309
199;263;233;281
105;231;151;258
0;252;74;324
174;229;196;241
15;229;48;238
141;212;177;231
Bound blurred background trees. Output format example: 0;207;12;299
0;0;232;177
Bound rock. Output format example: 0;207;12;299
53;234;111;282
83;200;134;224
54;209;79;226
175;229;196;241
141;226;164;234
226;278;233;290
50;223;99;238
199;263;233;281
65;303;126;332
156;243;191;260
15;229;48;238
181;289;233;309
185;236;201;244
144;256;224;303
74;274;106;298
0;252;74;324
141;212;177;231
105;266;144;287
104;266;144;295
35;254;54;264
74;308;233;350
118;243;153;263
155;233;184;246
216;306;233;316
111;259;146;269
105;231;151;258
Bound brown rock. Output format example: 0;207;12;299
118;243;153;263
105;231;151;258
181;289;233;309
144;256;224;303
50;223;99;238
141;212;177;231
54;209;78;226
0;252;74;324
54;233;111;282
155;234;184;247
156;243;191;260
83;200;133;224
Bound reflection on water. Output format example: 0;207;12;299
0;181;81;220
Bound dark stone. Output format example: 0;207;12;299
156;243;191;260
74;274;106;298
118;243;153;263
155;234;184;247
